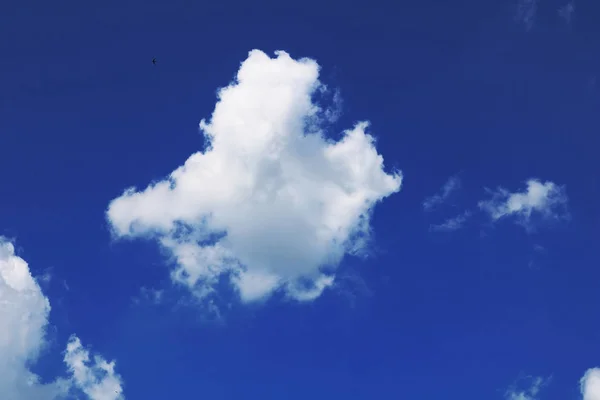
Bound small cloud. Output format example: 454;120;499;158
35;268;53;287
64;335;124;400
506;375;550;400
581;368;600;400
133;286;164;305
515;0;538;30
423;175;461;211
323;88;343;123
429;210;471;232
558;1;575;24
478;179;568;231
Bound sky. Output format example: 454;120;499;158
1;0;599;398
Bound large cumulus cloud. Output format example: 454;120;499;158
106;49;402;303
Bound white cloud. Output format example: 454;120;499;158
505;376;549;400
429;210;471;232
581;368;600;400
64;336;124;400
0;237;124;400
478;179;568;230
0;238;65;399
423;175;460;211
107;49;402;304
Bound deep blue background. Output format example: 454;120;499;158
1;0;599;398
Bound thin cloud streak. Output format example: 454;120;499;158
423;175;461;211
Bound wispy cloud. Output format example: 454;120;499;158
528;244;548;269
132;286;164;305
429;210;471;232
505;375;550;400
478;179;568;231
515;0;538;30
558;1;575;24
423;176;460;211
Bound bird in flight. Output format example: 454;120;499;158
152;57;157;65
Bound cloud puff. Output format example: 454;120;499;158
107;49;402;303
429;210;471;232
478;179;568;230
505;376;549;400
0;238;124;400
423;175;460;211
64;336;124;400
581;368;600;400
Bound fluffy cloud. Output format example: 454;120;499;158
0;237;124;400
581;368;600;400
107;49;402;303
64;336;124;400
478;179;568;230
422;175;460;211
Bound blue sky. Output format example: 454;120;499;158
1;0;599;398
